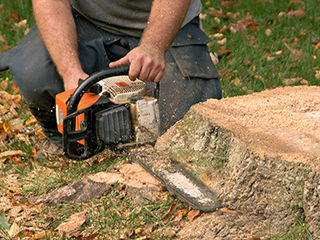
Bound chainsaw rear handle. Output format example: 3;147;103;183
67;66;129;116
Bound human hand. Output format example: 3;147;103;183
109;45;165;82
63;70;89;91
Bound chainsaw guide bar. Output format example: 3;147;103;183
131;146;220;212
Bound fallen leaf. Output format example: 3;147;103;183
200;173;212;186
244;59;251;66
162;203;176;221
9;11;21;22
14;19;27;28
187;209;201;221
283;77;308;86
0;35;8;44
134;227;147;237
214;17;221;24
314;42;320;51
173;209;188;222
254;75;265;82
220;1;237;9
0;150;27;159
278;11;286;19
275;50;282;55
216;38;227;45
213;33;224;38
232;77;241;86
289;49;306;61
265;29;272;36
288;6;305;18
209;7;226;18
315;70;320;80
56;211;87;235
199;13;207;20
21;230;36;237
8;221;21;238
30;231;54;240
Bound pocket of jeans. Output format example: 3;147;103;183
169;22;219;79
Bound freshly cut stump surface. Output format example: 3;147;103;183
156;86;320;239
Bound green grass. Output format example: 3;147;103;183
201;0;320;97
0;0;319;239
267;215;312;240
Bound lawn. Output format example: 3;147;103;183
0;0;319;239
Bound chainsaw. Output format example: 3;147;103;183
56;66;220;211
55;66;160;160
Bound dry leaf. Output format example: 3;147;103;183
14;19;27;28
288;6;305;18
8;221;21;238
209;7;226;18
0;150;27;159
315;70;320;80
57;211;87;235
25;116;37;126
162;203;176;221
214;17;221;24
30;231;54;240
216;38;227;45
220;1;237;9
254;75;265;82
173;209;188;222
187;209;201;221
278;12;286;19
9;11;21;22
213;33;224;38
314;42;320;51
232;77;241;86
200;173;212;186
265;29;272;36
0;35;8;44
283;77;308;86
275;50;282;55
289;49;306;61
199;13;207;20
6;188;24;197
244;59;251;66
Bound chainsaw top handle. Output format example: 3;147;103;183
67;66;129;116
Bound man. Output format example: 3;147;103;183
0;0;221;154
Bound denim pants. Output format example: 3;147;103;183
0;10;222;146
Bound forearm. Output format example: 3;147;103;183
140;0;191;54
110;0;191;82
32;0;86;90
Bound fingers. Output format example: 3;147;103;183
109;56;130;68
109;47;165;82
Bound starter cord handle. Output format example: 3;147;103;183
67;66;129;115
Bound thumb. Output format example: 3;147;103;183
109;56;130;68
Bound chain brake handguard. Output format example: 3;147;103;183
62;66;130;160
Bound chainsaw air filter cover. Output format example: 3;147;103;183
96;105;132;145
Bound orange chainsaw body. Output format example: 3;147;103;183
55;89;100;139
